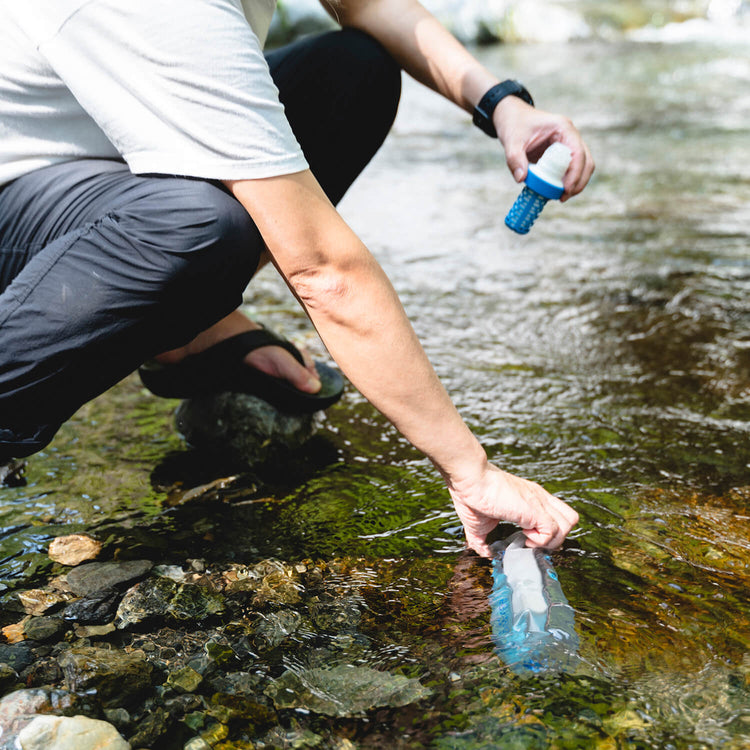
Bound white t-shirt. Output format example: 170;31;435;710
0;0;309;187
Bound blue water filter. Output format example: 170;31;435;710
505;143;572;234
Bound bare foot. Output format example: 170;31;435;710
156;310;322;394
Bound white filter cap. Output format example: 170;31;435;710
529;142;572;188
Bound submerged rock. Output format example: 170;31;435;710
265;665;433;717
23;616;67;642
16;715;129;750
48;534;102;566
65;560;152;597
175;393;316;468
115;576;225;630
58;647;153;709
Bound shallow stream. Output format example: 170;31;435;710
2;17;750;750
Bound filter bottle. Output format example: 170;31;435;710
505;143;572;234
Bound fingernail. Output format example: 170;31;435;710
513;168;525;182
307;375;321;392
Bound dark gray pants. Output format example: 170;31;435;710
0;29;401;459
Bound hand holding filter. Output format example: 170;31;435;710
504;143;572;234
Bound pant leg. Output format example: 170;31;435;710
266;28;402;205
0;160;262;458
0;30;401;460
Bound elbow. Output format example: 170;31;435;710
288;266;352;316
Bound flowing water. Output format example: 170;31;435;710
2;13;750;750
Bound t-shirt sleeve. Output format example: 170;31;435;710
33;0;309;180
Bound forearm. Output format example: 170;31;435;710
331;0;499;112
226;171;487;483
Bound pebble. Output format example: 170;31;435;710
48;534;102;566
16;714;129;750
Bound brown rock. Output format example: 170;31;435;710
2;618;30;644
48;534;102;566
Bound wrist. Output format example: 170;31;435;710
473;80;534;138
432;436;490;491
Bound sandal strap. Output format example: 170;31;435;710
204;328;306;368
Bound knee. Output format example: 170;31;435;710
122;179;261;300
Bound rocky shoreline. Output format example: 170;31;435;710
0;537;437;749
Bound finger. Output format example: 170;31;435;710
562;142;595;201
504;136;530;184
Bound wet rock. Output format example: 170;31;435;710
58;647;153;709
72;623;116;639
62;588;121;625
258;720;324;749
0;662;20;693
16;589;70;616
65;560;152;597
115;576;225;630
17;715;129;750
206;692;275;729
207;670;265;697
0;643;34;673
2;618;29;644
102;707;131;736
308;597;361;632
166;665;203;694
23;616;67;642
127;704;172;748
0;688;99;749
265;665;433;717
48;534;102;566
224;559;302;606
20;657;63;689
0;458;26;488
253;610;303;650
175;393;316;468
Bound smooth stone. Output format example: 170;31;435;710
17;715;130;750
0;689;98;750
265;665;433;717
48;534;102;567
58;647;153;709
65;560;152;597
23;616;67;642
175;393;315;468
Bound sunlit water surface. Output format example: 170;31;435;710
2;26;750;750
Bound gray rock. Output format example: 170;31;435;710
16;715;130;750
265;665;433;717
115;576;225;630
175;393;316;467
62;588;121;624
57;647;153;709
23;616;67;642
65;560;152;597
0;643;34;672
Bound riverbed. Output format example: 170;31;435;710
2;20;750;750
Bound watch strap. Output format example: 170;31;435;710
473;80;534;138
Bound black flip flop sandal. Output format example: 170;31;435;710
138;328;344;414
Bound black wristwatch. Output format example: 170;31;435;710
473;80;534;138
